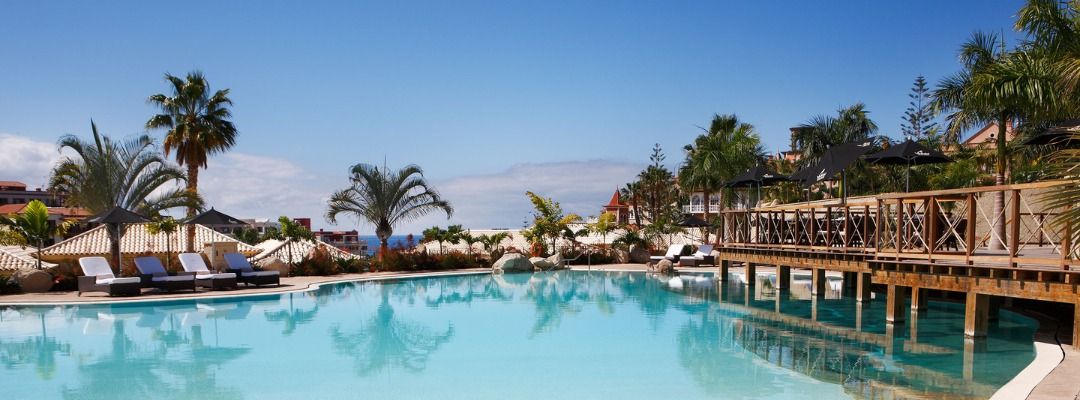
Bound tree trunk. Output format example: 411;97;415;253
990;116;1008;251
186;164;199;252
702;189;711;243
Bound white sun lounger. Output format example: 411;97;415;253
178;253;238;290
133;256;197;292
77;256;142;297
650;244;685;263
680;244;716;267
223;252;280;287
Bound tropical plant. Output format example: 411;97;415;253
456;231;481;255
524;191;581;255
49;122;198;216
146;71;238;251
478;232;511;256
901;75;940;142
326;163;453;262
232;227;262;245
624;144;678;226
611;229;647;250
0;200;72;270
933;31;1062;249
145;216;179;270
589;211;619;247
680;114;765;241
793;103;879;165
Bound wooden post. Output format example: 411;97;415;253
886;284;906;323
927;196;938;258
811;268;826;297
1064;205;1073;271
744;262;756;286
719;259;730;281
966;193;977;262
895;198;903;253
856;272;871;303
825;206;832;247
794;209;801;247
863;205;870;249
1010;189;1021;263
776;265;790;291
911;287;928;311
1073;302;1080;349
965;292;989;337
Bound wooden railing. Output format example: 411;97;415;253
717;181;1074;269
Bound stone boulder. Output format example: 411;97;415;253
613;249;630;264
530;256;555;270
629;244;651;263
492;252;534;273
545;254;566;270
14;269;53;293
257;257;291;277
653;259;675;274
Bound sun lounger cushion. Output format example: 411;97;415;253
96;276;142;285
79;257;116;279
195;272;237;280
224;252;280;277
239;270;277;277
152;275;195;283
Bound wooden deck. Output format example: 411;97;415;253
713;180;1080;346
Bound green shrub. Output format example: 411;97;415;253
292;246;341;276
377;250;484;271
0;274;19;294
560;249;616;265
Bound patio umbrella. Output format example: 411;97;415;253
87;207;149;273
791;139;876;202
678;214;710;227
1023;120;1080;146
864;139;951;192
725;165;789;207
183;208;246;226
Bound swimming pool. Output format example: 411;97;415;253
0;270;1037;399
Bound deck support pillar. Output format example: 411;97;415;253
719;260;730;281
855;272;871;303
1073;302;1080;348
964;292;989;337
775;265;790;291
744;263;756;286
886;284;906;323
811;268;826;297
911;287;928;311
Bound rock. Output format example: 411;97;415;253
14;269;53;293
492;253;534;273
655;259;675;274
545;254;566;270
257;257;291;277
613;249;630;264
530;257;555;270
629;244;651;264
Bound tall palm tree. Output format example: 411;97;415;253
792;103;879;165
146;71;237;251
326;163;453;262
50;122;197;215
933;32;1061;250
680;114;764;242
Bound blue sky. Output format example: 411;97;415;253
0;1;1025;234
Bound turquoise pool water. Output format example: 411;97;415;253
0;270;1037;399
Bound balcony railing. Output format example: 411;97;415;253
683;204;722;214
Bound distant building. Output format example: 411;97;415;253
313;229;368;255
0;203;91;245
293;218;312;231
241;218;281;234
600;190;634;225
0;181;63;206
960;121;1016;149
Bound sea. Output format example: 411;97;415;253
359;234;416;256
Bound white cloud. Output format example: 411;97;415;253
392;160;643;234
0;134;60;188
197;153;337;224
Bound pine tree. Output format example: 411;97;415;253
901;75;938;141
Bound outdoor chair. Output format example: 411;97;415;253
77;256;142;297
650;244;686;264
177;253;238;290
133;256;197;293
223;252;281;287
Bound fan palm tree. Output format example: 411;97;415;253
146;71;238;251
933;32;1062;250
50;122;197;216
680;114;764;242
326;163;453;262
0;200;73;270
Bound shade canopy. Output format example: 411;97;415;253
183;208;246;226
864;139;950;165
85;207;149;225
1023;120;1080;146
792;139;876;186
677;214;710;227
725;165;789;188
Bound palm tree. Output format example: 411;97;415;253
933;32;1061;250
792;103;879;165
278;216;314;265
0;200;72;270
457;231;481;255
50;122;197;216
146;71;238;251
326;163;452;262
680;114;764;242
478;232;511;256
145;216;179;270
589;211;618;247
